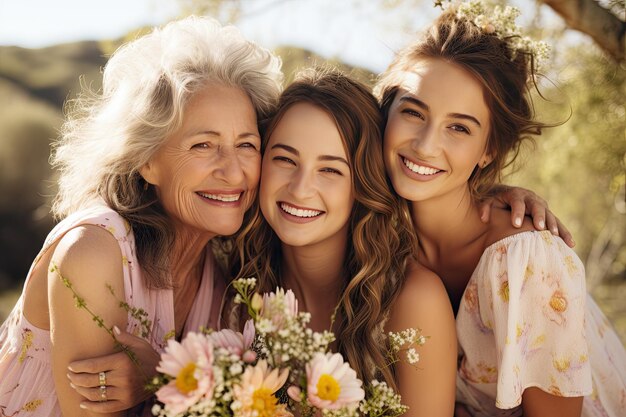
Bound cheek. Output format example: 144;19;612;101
243;154;262;187
156;162;194;201
383;114;402;147
333;181;355;218
259;166;277;213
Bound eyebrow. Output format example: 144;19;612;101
194;130;260;139
271;143;350;167
399;96;482;128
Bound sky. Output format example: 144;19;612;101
0;0;443;73
0;0;583;73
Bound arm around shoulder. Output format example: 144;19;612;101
386;264;457;417
48;225;128;417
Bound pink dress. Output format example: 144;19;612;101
0;205;224;416
456;230;626;417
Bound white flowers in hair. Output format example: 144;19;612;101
438;0;550;64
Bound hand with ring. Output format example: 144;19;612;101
99;378;108;403
98;371;109;403
67;326;160;412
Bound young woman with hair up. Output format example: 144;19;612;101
375;3;626;416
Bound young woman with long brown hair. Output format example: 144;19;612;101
231;67;457;415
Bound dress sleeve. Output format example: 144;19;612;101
458;231;593;409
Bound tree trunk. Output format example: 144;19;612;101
540;0;625;62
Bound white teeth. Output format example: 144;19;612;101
280;203;322;218
403;158;440;175
198;192;241;202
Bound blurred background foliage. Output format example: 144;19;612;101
0;0;624;342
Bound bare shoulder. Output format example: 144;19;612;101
49;224;126;316
386;264;457;416
52;224;123;277
387;262;454;335
393;263;451;317
484;207;537;248
48;226;129;415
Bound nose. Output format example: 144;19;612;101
286;167;316;200
411;123;440;158
213;147;245;185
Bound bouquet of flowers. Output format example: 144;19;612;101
150;278;426;417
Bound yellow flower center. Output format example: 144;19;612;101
251;387;278;417
317;374;341;402
175;363;198;394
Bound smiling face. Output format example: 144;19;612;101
383;58;492;204
260;102;354;248
141;83;261;238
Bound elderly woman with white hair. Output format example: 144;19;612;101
0;16;282;416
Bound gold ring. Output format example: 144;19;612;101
99;385;107;402
98;371;107;386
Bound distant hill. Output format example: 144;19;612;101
0;41;109;290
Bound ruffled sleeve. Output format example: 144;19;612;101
457;230;593;410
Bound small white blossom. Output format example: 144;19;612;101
407;348;420;364
229;362;243;375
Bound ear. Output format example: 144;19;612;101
139;161;159;186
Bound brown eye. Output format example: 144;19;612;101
191;142;210;149
450;124;470;134
238;142;258;151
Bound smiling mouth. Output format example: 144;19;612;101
197;192;242;202
279;202;324;218
402;157;442;175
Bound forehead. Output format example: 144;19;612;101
394;58;486;108
185;84;256;119
269;102;347;157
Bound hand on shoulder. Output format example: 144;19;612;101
484;207;537;249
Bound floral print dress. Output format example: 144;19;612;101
456;230;626;417
0;205;223;416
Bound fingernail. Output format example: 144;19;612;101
80;403;87;409
538;220;545;229
69;382;76;389
552;227;558;235
514;218;522;227
114;325;121;335
67;365;74;372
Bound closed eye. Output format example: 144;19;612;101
273;156;295;165
320;167;343;175
401;108;425;120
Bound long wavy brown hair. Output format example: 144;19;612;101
375;8;549;201
229;67;418;388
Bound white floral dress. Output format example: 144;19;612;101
456;230;625;417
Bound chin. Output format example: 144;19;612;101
204;219;245;237
274;231;314;248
